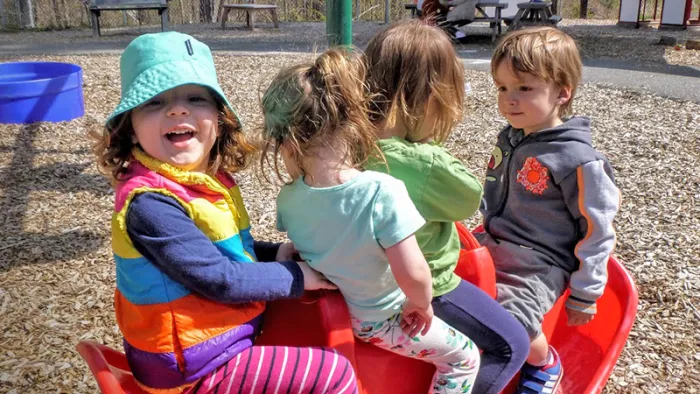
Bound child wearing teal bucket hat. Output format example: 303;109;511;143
91;32;358;394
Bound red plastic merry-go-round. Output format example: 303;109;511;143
76;223;638;394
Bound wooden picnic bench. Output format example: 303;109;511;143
89;0;168;37
474;2;508;42
506;1;561;31
218;0;279;30
405;2;420;18
444;1;508;43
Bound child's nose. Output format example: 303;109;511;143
167;100;190;116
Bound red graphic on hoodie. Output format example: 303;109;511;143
517;157;549;195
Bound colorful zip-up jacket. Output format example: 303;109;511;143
478;117;620;314
112;149;302;393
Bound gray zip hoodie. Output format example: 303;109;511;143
478;117;620;313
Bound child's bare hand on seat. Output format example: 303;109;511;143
565;307;594;326
276;241;299;261
295;260;337;291
400;299;434;337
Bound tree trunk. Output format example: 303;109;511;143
312;0;323;20
579;0;588;18
0;0;6;29
51;0;61;28
200;0;213;22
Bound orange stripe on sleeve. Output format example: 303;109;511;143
574;166;594;264
115;291;265;353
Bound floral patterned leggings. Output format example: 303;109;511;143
351;313;480;394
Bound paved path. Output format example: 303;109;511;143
457;49;700;102
1;40;698;102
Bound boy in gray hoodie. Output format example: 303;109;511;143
477;27;620;394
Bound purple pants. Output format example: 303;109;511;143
433;279;531;394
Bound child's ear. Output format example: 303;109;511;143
557;85;573;106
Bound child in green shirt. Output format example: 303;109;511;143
363;20;530;394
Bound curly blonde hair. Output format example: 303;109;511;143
364;20;465;143
491;27;582;117
90;97;254;183
259;47;381;183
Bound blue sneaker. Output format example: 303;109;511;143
516;347;563;394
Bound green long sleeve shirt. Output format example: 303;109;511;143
366;137;483;296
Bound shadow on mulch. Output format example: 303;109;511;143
0;124;109;273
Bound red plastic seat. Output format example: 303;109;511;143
539;254;638;394
77;223;637;394
258;222;506;394
75;341;147;394
471;225;639;394
454;222;497;298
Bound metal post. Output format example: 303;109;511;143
327;0;352;46
16;0;35;28
355;0;360;20
385;0;390;23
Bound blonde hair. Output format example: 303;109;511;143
259;47;380;183
491;27;582;117
364;20;465;143
90;97;254;182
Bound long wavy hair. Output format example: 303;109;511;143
364;20;465;143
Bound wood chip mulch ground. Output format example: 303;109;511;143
0;48;698;393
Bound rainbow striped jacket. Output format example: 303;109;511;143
112;149;265;393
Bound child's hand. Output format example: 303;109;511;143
566;307;595;326
276;242;298;261
295;261;337;291
400;299;434;337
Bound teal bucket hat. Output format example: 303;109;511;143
106;31;240;127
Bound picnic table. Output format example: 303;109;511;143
441;1;509;43
218;0;279;30
405;2;420;17
506;1;561;31
474;2;508;42
89;0;169;37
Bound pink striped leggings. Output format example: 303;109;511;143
185;346;358;394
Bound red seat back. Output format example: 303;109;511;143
543;255;638;394
454;222;497;298
470;225;638;394
75;341;146;394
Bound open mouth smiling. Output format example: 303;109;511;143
166;128;196;143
